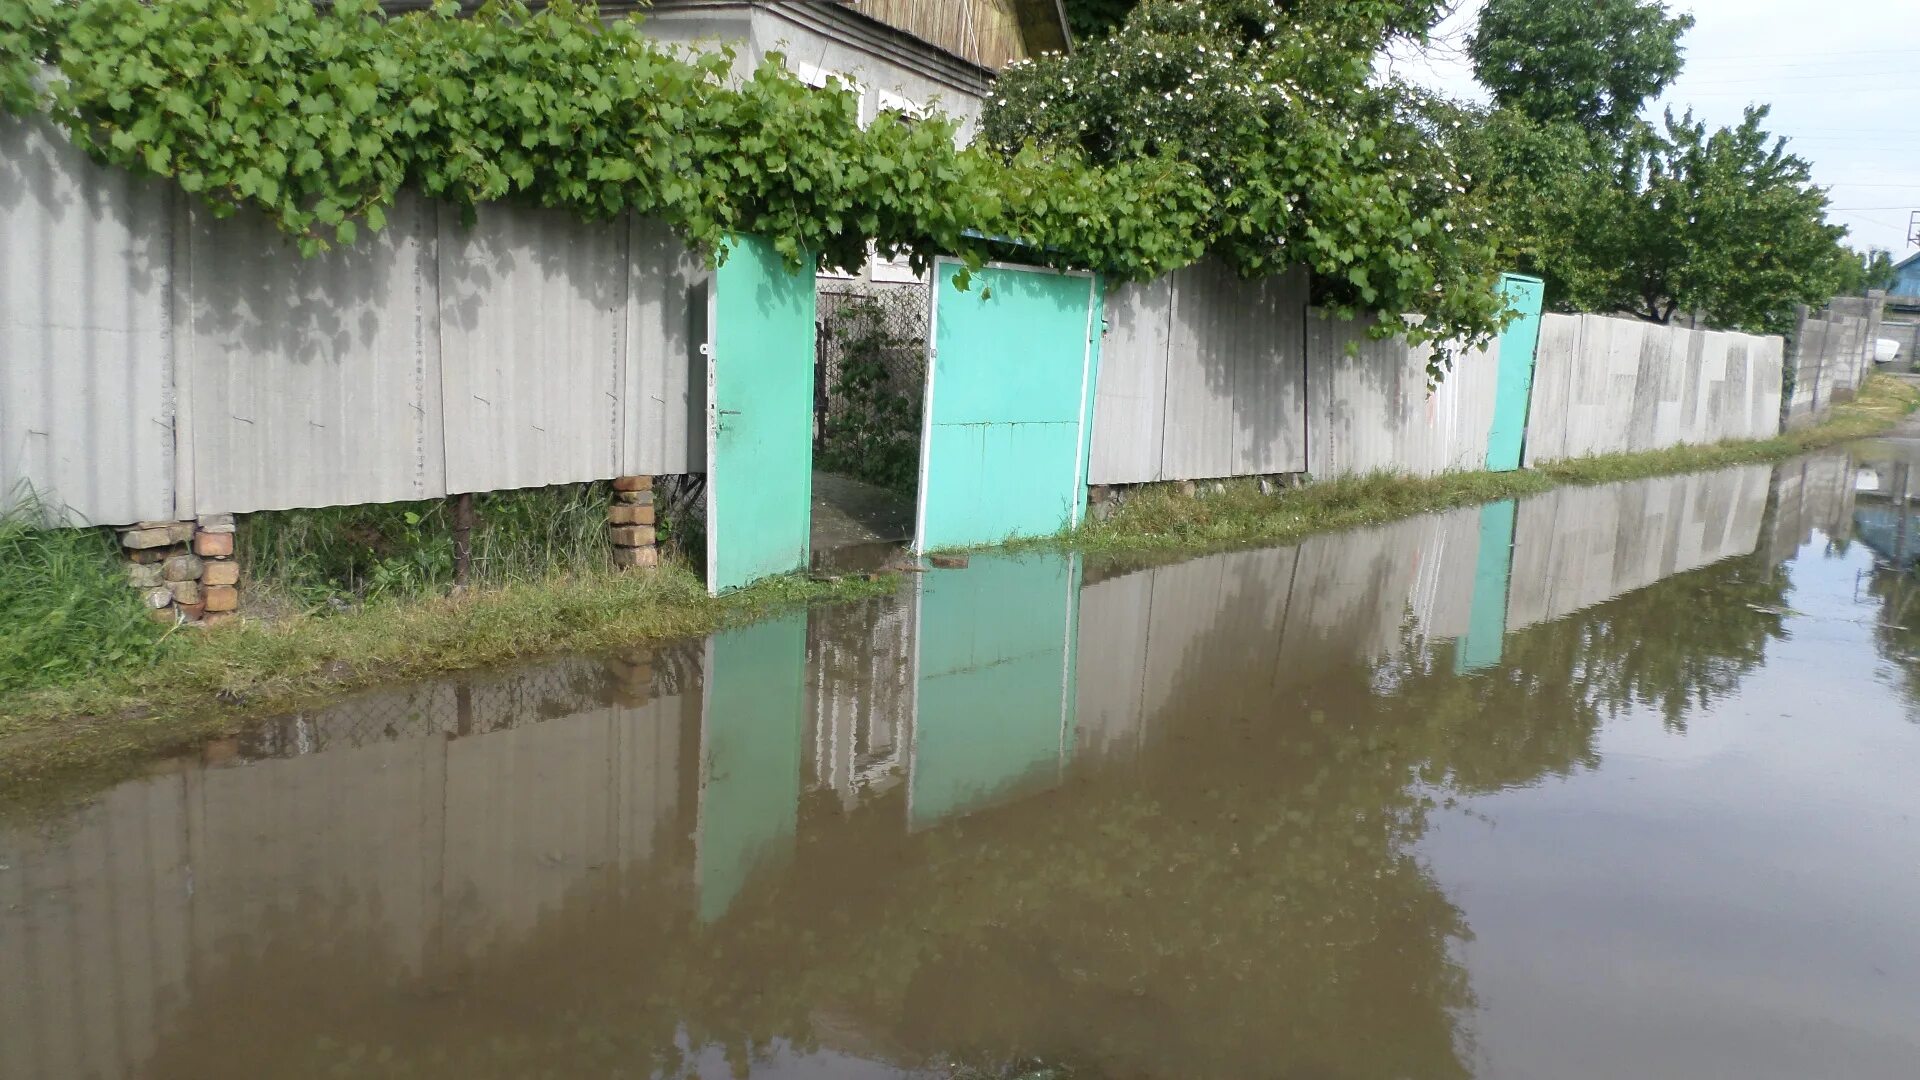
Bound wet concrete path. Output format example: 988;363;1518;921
811;469;913;570
7;449;1920;1079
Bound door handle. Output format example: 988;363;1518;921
718;409;742;416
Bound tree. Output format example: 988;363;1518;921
984;0;1510;356
1616;107;1850;330
1834;246;1898;296
1448;103;1849;333
1061;0;1142;41
1469;0;1694;138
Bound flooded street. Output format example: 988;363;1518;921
7;451;1920;1079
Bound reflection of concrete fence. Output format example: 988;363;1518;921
1;114;704;526
1783;294;1884;429
1523;314;1784;465
1504;466;1772;630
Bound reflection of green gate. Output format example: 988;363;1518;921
915;260;1102;552
908;553;1080;830
1486;273;1545;472
1454;500;1517;673
707;235;815;594
695;613;807;921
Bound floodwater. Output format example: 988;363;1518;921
6;450;1920;1080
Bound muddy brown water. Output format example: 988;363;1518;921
7;450;1920;1079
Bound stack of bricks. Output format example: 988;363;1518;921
120;514;241;626
609;475;659;569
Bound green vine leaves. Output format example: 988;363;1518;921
1;0;1503;348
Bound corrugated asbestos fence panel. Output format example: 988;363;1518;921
0;115;178;525
1305;311;1501;479
1088;276;1172;485
1087;259;1306;484
625;214;708;476
5;109;705;522
1160;261;1308;481
186;194;445;515
440;203;628;494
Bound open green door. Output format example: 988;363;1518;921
915;260;1102;553
908;553;1080;830
1487;273;1545;472
707;234;815;595
695;613;807;922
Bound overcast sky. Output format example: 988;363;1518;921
1381;0;1920;259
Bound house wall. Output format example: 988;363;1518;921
1890;258;1920;301
642;2;989;142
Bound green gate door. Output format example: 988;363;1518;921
695;613;807;922
915;260;1102;552
1486;273;1545;472
707;235;815;594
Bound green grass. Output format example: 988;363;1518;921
242;482;615;613
1;374;1913;809
0;496;173;697
1034;373;1920;560
0;562;893;812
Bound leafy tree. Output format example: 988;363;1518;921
1469;0;1694;138
1448;103;1849;333
1061;0;1142;41
985;0;1510;357
1834;246;1898;296
1613;107;1850;330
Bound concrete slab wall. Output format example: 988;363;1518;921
1785;294;1884;429
1523;313;1783;465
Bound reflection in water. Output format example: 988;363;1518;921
4;456;1919;1079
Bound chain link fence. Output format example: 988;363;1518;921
815;280;930;490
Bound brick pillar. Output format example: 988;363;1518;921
609;476;659;569
120;515;240;626
194;515;241;625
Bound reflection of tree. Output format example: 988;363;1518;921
1378;554;1791;768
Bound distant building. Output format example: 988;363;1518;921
1891;251;1920;302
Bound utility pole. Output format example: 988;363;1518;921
1909;210;1920;249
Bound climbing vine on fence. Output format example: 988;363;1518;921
0;0;1505;348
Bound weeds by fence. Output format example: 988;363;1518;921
243;483;615;614
0;497;167;695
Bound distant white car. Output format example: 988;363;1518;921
1874;338;1902;365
